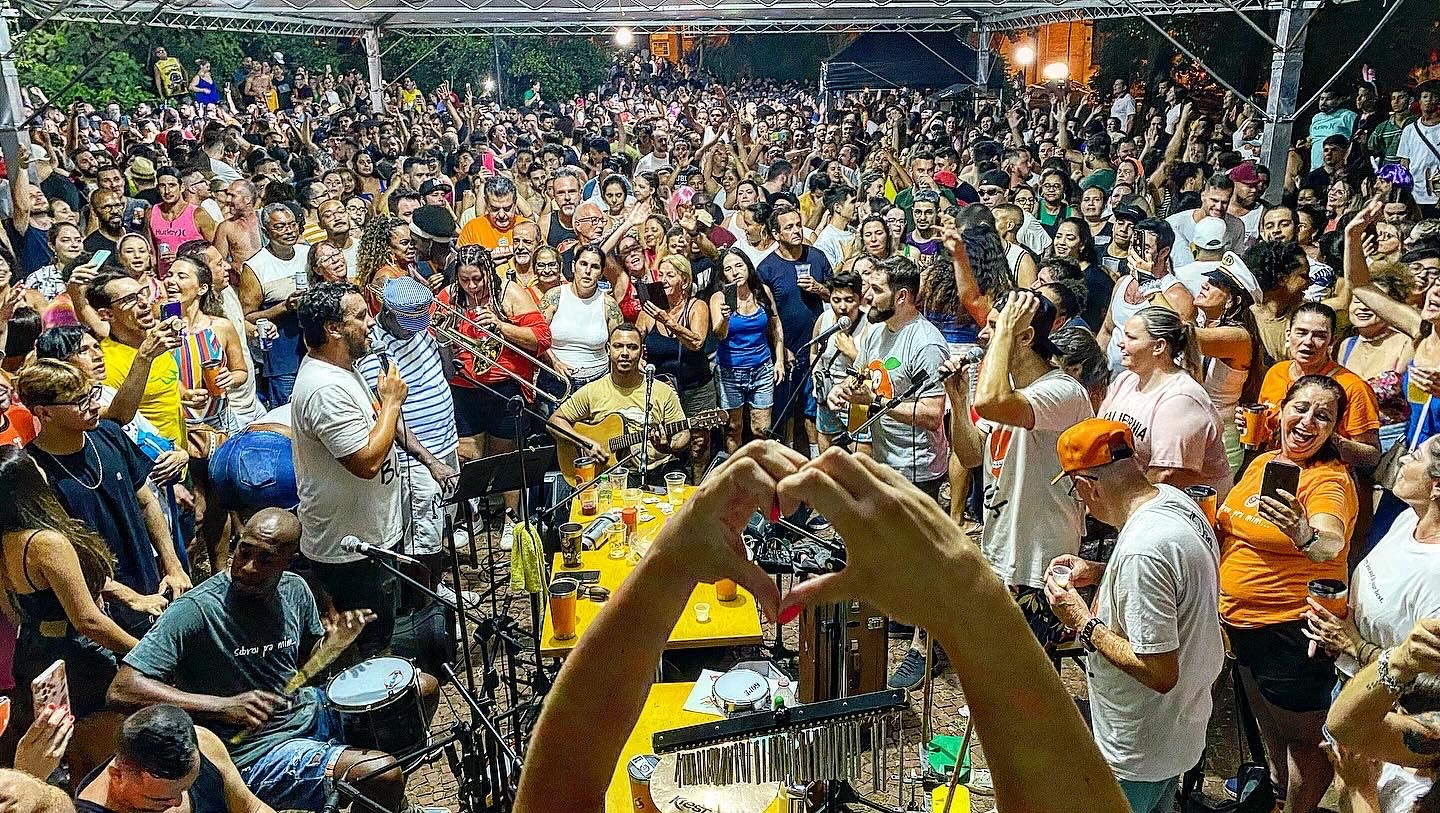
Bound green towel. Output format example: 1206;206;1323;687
508;521;545;595
926;734;972;783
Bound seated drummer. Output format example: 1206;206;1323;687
549;323;690;487
107;509;438;813
77;704;275;813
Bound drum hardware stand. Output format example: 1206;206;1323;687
351;543;522;811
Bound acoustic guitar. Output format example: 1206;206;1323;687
552;409;728;486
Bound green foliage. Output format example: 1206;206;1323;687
504;37;608;100
15;23;150;107
703;33;849;83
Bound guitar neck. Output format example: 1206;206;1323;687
611;417;692;451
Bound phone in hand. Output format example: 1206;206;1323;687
645;280;667;304
482;152;496;174
163;301;184;321
0;697;10;738
723;283;739;313
1260;459;1301;504
30;659;70;720
89;249;111;268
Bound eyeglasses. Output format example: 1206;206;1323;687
52;384;104;410
1065;473;1097;499
111;288;155;310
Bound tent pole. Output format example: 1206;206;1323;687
1258;2;1308;202
819;61;828;123
0;12;29;173
365;26;384;114
977;23;990;86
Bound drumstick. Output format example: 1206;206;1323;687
228;636;353;745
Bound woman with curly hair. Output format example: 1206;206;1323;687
356;216;419;313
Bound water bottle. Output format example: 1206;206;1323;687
596;473;613;508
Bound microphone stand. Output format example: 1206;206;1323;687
838;371;936;446
640;365;654;484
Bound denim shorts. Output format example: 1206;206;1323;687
815;403;871;442
210;429;299;513
239;688;348;812
716;362;775;410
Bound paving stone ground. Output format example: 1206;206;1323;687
395;525;1256;812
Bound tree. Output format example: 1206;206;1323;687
16;24;150;107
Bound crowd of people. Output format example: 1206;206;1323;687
0;39;1439;813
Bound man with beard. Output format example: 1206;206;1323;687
758;205;832;455
214;180;262;268
541;167;582;249
1226;163;1263;243
238;204;310;405
149;169;214;273
317;198;359;278
108;509;435;812
1164;174;1245;266
287;283;408;659
458;175;530;259
84;189;129;253
506;220;542;292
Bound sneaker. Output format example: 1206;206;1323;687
437;583;482;611
451;527;472;552
1225;777;1238;799
965;768;993;796
499;521;515;551
409;805;450;813
887;647;926;690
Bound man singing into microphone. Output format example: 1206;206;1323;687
550;324;690;487
289;282;452;659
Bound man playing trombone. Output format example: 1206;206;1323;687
433;245;552;549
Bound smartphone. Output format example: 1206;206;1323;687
163;300;183;321
1260;459;1301;504
645;280;667;304
482;152;496;174
30;659;70;720
90;249;112;268
723;283;739;313
570;569;601;585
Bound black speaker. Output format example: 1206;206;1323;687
390;601;457;681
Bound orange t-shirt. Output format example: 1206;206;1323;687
457;214;533;254
1256;359;1380;441
1217;451;1357;628
0;405;36;448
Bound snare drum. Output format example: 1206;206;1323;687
711;668;771;717
326;656;427;755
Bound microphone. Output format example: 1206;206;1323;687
643;362;656;379
797;316;851;354
929;346;985;386
340;535;420;567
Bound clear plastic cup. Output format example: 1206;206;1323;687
665;471;687;503
694;602;711;623
1049;565;1072;589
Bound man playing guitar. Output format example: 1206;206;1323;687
550;324;691;487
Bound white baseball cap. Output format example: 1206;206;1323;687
1192;217;1228;251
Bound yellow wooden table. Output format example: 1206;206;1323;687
540;487;764;658
606;682;787;812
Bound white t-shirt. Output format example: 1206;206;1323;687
1338;507;1440;676
812;224;852;270
1109;94;1137;132
977;369;1094;589
291;355;404;563
1397;119;1440;205
1165;209;1247;267
1174;259;1221;297
1100;370;1232;502
1088;484;1224;782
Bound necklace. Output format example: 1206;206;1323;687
45;434;104;491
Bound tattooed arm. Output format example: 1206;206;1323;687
1328;619;1440;769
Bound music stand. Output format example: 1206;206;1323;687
446;444;557;754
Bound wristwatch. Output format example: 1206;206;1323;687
1079;617;1103;653
1296;527;1320;552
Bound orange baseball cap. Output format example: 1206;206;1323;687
1051;419;1136;484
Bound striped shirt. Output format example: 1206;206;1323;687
355;325;459;461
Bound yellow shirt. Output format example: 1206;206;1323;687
101;337;185;450
555;375;685;469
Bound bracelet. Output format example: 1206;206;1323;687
1079;617;1103;652
1295;527;1320;552
1376;647;1413;695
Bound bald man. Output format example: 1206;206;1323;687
213;180;262;267
559;200;607;276
109;509;435;812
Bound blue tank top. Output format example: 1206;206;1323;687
193;77;220;105
923;308;978;345
718;306;771;368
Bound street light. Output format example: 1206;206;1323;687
1013;44;1035;66
615;26;635;47
1042;61;1069;81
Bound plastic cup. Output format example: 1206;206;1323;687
716;578;738;602
1240;404;1270;449
694;602;711;623
1307;578;1349;618
200;358;226;396
1049;565;1072;589
611;466;630;490
665;471;687;502
623;487;642;509
549;578;579;640
606;524;627;559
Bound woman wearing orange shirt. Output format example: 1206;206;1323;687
1217;374;1358;813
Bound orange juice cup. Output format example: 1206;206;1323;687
1240;404;1270;449
549;578;579;640
716;578;738;602
1307;579;1348;617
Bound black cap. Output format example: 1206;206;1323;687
1112;204;1146;223
418;178;452;197
410;205;457;240
978;169;1010;190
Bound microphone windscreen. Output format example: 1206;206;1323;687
339;535;362;552
962;345;985;364
837;315;850;329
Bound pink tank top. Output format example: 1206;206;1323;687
149;203;202;271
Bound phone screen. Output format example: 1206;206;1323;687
31;659;70;720
1260;460;1301;504
724;283;739;313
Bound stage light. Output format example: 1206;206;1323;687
615;26;635;47
1042;61;1069;81
1013;45;1035;66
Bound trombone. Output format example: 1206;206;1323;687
367;282;573;406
